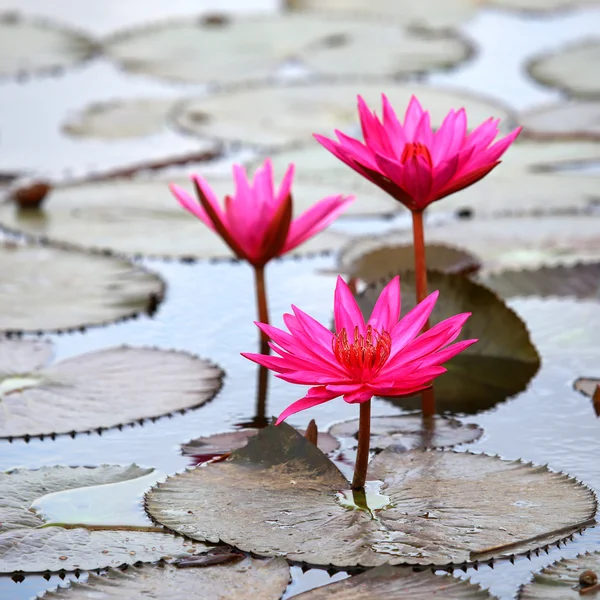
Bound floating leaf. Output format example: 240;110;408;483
336;242;481;282
0;242;164;333
63;98;178;140
289;564;494;599
0;465;211;573
574;377;600;398
518;551;600;599
0;338;223;439
359;216;600;271
329;415;483;452
481;263;600;300
528;39;600;99
173;82;516;148
0;12;96;78
285;0;478;30
487;0;599;11
0;178;345;259
182;428;339;464
356;271;540;414
146;423;595;568
104;14;469;85
520;100;600;140
37;557;290;599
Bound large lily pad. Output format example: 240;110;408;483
0;338;223;440
520;100;600;140
285;0;478;30
518;552;600;599
104;14;469;85
290;565;494;599
356;271;540;414
146;423;596;568
0;177;345;259
173;82;516;148
62;98;178;140
0;242;164;333
37;558;290;599
481;263;600;300
0;12;96;78
528;39;600;99
487;0;599;11
359;215;600;271
0;465;211;573
336;242;481;282
329;415;483;451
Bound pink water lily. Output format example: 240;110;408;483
170;158;353;268
242;276;477;424
314;94;521;211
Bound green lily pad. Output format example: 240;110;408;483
104;14;469;85
62;98;178;140
0;242;165;334
173;82;516;148
285;0;478;30
289;564;494;599
336;242;481;283
146;423;596;568
0;12;96;78
355;271;540;414
0;338;223;440
329;415;483;451
0;465;212;573
528;39;600;99
520;100;600;140
481;263;600;300
37;557;290;599
518;552;600;599
0;177;346;259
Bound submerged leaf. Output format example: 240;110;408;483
173;82;516;148
104;14;469;85
519;551;600;599
356;272;540;414
0;465;211;573
0;12;96;78
329;415;483;451
146;423;596;568
0;339;223;439
0;178;345;259
289;564;494;599
0;243;164;333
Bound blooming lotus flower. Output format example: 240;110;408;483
242;276;477;424
170;159;353;267
314;95;521;211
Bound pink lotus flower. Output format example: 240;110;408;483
170;159;353;267
242;276;477;424
314;95;521;211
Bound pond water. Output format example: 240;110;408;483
0;0;600;598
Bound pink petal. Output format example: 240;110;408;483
429;155;459;199
413;110;433;148
381;93;407;148
390;291;439;357
275;386;339;424
367;276;401;333
482;126;522;163
334;276;366;335
343;387;374;404
400;155;433;208
357;95;392;155
190;174;227;221
374;152;405;189
276;163;295;205
169;183;215;230
418;338;478;367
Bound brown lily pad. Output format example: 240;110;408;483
329;415;483;451
36;557;290;599
146;423;596;568
518;552;600;599
104;14;469;85
520;100;600;140
0;338;223;440
527;39;600;99
0;242;164;334
173;82;516;148
356;271;540;414
0;12;96;78
289;564;494;599
0;465;211;574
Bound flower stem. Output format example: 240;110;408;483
351;400;371;491
411;209;436;418
253;265;270;355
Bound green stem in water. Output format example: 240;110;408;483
351;400;371;491
411;209;436;418
253;265;270;356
